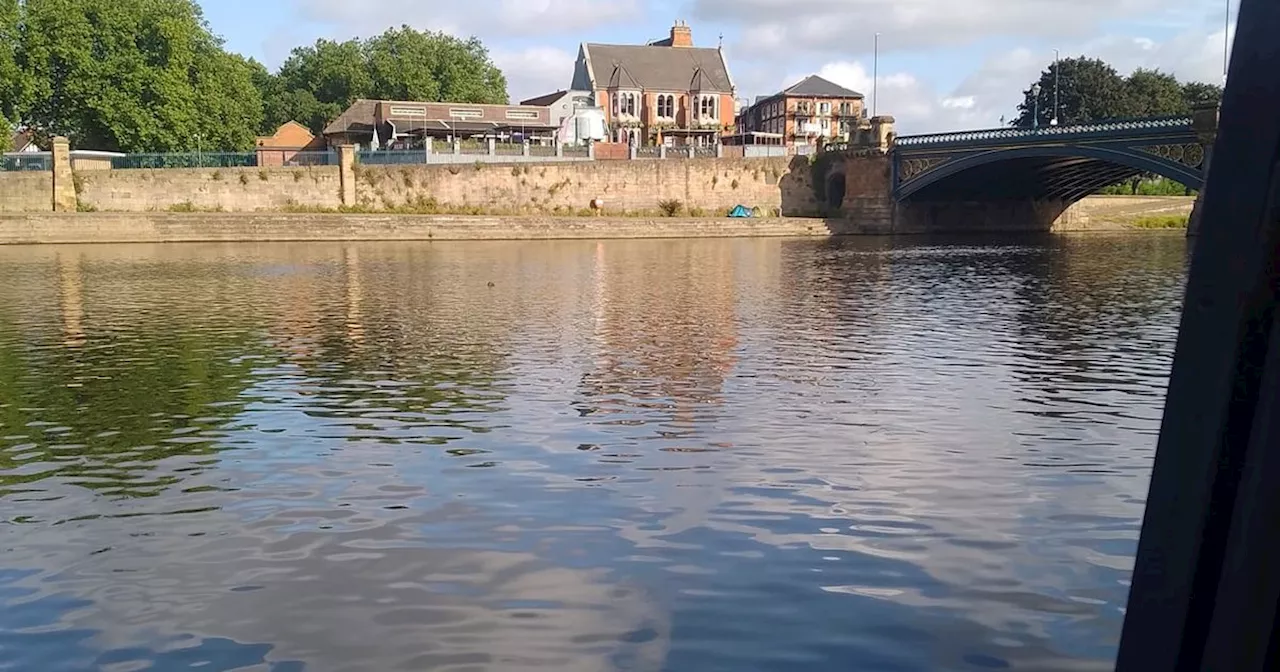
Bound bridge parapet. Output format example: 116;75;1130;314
893;115;1194;149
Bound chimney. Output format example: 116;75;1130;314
669;20;693;48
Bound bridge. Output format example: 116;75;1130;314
829;104;1219;233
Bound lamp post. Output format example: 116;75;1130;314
1051;49;1060;126
873;32;880;117
1223;0;1231;84
1032;83;1041;130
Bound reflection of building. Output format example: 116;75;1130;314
571;21;737;147
580;241;740;425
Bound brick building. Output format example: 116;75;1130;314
737;76;866;149
570;21;737;147
255;121;328;166
323;100;559;150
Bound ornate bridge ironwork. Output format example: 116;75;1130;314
891;115;1210;203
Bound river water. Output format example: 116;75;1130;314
0;234;1188;671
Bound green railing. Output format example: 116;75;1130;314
111;153;258;169
1;155;52;171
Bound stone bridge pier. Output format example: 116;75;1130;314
828;105;1218;234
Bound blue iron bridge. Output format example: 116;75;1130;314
890;115;1208;203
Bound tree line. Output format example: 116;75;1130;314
0;0;508;153
1014;57;1222;128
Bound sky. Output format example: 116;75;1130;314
196;0;1237;134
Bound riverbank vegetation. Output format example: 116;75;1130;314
1129;214;1189;230
0;0;507;153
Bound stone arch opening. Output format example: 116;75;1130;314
826;173;847;210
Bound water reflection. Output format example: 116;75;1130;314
0;235;1187;671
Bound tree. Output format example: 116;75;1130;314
275;39;373;113
0;0;26;144
1015;57;1129;127
1121;69;1186;117
1016;58;1224;128
261;26;510;134
1182;81;1223;108
16;0;262;152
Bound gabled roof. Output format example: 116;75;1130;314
782;75;864;99
9;130;36;151
606;63;642;90
585;43;732;93
690;67;714;92
520;90;568;107
323;99;378;135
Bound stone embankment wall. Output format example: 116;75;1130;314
0;172;53;212
77;166;344;212
0;154;821;217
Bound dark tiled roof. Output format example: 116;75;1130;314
323;99;378;135
520;90;568;107
606;63;641;89
9;130;35;151
586;44;731;92
783;75;864;99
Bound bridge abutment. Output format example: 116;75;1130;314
836;153;896;234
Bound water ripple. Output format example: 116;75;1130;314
0;235;1187;670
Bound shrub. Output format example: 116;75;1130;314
658;199;683;217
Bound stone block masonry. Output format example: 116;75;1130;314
0;172;54;212
76;165;344;212
353;157;816;216
0;154;819;217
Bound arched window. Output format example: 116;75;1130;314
699;95;716;119
657;94;672;119
611;93;619;117
627;93;637;117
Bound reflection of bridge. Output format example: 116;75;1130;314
831;105;1219;233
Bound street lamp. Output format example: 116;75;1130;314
1051;49;1060;126
1032;83;1041;130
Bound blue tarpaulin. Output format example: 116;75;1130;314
728;205;753;218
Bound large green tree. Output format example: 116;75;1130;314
0;0;25;148
16;0;262;152
1120;68;1187;117
1015;57;1223;127
1015;57;1129;127
261;26;509;134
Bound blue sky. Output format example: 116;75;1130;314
196;0;1236;133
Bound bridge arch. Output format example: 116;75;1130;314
896;144;1204;202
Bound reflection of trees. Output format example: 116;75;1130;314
0;252;267;500
258;244;512;447
1006;235;1188;413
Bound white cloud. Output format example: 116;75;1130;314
695;0;1200;55
295;0;640;37
780;21;1233;136
492;47;578;102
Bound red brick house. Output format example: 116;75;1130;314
570;21;738;147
